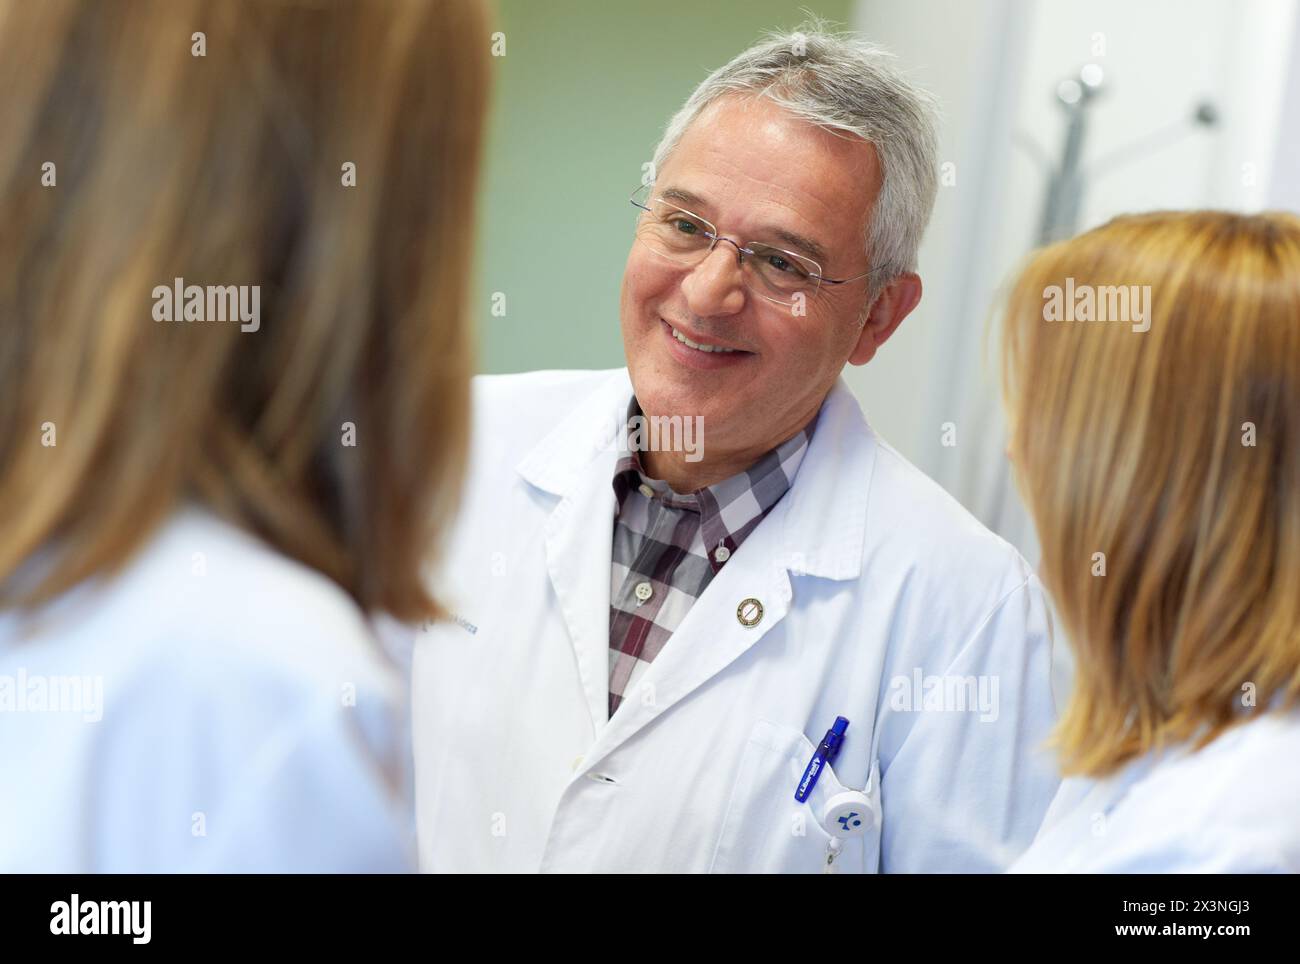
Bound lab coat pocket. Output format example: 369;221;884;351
709;718;881;874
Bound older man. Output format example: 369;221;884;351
412;26;1058;872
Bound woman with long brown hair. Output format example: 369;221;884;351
0;0;488;870
1001;211;1300;872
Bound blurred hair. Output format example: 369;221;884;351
1002;210;1300;777
650;17;939;303
0;0;489;621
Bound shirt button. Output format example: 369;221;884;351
714;545;731;563
638;483;655;498
634;581;653;603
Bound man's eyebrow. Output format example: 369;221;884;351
656;186;831;267
764;226;829;268
657;186;710;210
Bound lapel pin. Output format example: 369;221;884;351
736;597;764;627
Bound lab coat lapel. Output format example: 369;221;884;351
542;450;619;736
516;371;632;738
583;498;796;766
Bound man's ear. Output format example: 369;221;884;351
848;273;922;366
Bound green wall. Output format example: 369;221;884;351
473;0;856;374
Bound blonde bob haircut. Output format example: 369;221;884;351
1001;210;1300;777
0;0;489;621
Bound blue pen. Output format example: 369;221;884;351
794;716;850;802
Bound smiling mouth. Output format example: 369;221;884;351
665;321;749;354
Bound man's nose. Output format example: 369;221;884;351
680;240;747;316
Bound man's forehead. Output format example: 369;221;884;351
656;99;877;268
671;95;878;191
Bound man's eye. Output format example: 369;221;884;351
767;254;802;276
671;218;701;235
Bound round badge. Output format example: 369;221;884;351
821;790;877;838
736;597;764;627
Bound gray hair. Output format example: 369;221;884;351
650;20;940;305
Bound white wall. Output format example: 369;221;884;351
847;0;1299;563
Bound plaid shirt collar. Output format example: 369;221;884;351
611;397;817;573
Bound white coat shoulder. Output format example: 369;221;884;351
849;423;1044;686
864;430;1035;601
0;507;413;873
470;368;625;451
1012;710;1300;872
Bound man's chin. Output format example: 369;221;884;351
636;382;735;429
628;343;749;418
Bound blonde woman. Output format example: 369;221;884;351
1001;211;1300;872
0;0;487;871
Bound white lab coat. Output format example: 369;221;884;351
0;506;415;872
1011;709;1300;872
412;368;1059;872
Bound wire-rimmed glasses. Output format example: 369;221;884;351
629;183;872;307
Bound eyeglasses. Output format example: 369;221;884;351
629;183;874;307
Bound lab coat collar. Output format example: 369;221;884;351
516;368;875;584
515;369;634;497
775;377;873;582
